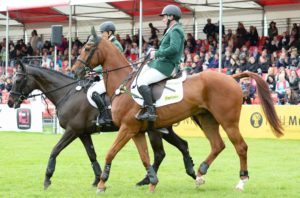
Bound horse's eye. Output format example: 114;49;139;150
85;48;90;52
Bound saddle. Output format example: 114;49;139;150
130;70;187;107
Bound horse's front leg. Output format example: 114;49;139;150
79;134;102;187
97;126;136;193
44;130;77;189
136;130;164;186
132;132;158;192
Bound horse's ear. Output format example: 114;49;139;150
90;26;100;44
91;26;97;37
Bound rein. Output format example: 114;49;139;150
99;58;150;102
33;80;82;98
10;72;83;103
108;56;151;102
100;57;150;74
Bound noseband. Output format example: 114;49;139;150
10;72;29;104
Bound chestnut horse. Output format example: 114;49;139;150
72;29;283;193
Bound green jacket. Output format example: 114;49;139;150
94;36;123;73
149;23;184;76
111;36;123;52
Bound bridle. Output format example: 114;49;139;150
10;72;29;104
76;46;99;72
10;70;82;105
75;37;101;75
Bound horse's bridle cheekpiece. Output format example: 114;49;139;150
10;72;29;104
75;27;101;77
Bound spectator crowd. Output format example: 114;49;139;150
0;20;299;105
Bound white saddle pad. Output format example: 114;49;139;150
130;71;187;107
86;81;104;108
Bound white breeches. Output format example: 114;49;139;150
136;64;167;87
98;79;106;95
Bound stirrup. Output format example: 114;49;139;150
96;114;112;126
136;111;157;122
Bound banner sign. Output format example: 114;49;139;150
173;105;300;139
0;104;43;132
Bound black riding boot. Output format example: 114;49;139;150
136;85;157;122
91;92;111;125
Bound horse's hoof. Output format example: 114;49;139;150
136;176;150;187
235;178;248;191
96;188;106;194
44;180;51;190
195;176;205;187
149;184;156;193
92;178;100;187
184;156;196;179
187;170;196;180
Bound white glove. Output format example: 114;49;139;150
150;50;156;59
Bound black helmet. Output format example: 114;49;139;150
99;21;116;33
160;5;182;20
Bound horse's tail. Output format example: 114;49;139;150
232;72;284;137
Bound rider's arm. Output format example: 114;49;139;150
155;29;182;58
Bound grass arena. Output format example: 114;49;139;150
1;105;300;197
1;133;300;197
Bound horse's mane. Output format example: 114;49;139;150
26;64;76;80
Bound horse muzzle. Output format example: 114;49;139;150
74;67;87;80
7;96;21;109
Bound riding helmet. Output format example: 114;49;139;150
160;5;182;19
99;21;116;33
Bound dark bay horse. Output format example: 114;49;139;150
7;63;195;189
72;29;284;193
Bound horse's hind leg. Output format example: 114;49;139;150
44;130;77;189
222;124;249;190
79;134;102;187
136;126;195;186
195;113;225;187
136;130;164;186
162;126;195;179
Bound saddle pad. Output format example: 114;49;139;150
130;71;187;107
86;81;103;108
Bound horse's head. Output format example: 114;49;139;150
72;26;103;79
7;61;32;108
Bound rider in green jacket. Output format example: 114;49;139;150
136;5;185;122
